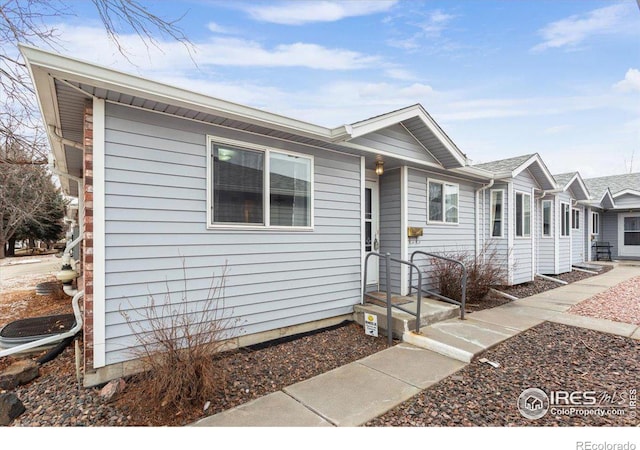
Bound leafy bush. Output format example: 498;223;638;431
121;264;239;409
428;246;507;304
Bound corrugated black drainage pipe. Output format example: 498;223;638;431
36;334;79;365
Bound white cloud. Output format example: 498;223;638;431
532;3;638;52
56;25;381;71
544;125;572;134
242;0;398;25
384;68;417;81
206;22;235;34
420;10;456;37
614;68;640;92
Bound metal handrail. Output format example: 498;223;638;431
409;250;467;320
363;252;422;345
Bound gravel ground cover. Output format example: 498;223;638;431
7;321;393;426
1;265;627;427
367;321;639;426
568;275;640;325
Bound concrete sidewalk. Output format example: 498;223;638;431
191;264;640;427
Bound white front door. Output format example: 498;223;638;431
618;213;640;258
365;180;380;285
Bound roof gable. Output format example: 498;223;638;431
472;153;556;190
553;172;590;201
346;104;468;168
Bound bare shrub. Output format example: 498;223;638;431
429;245;508;303
120;264;238;410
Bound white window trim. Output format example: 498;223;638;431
542;199;553;238
572;208;580;230
515;191;531;238
592;211;600;235
560;202;570;237
206;135;314;230
427;178;459;225
489;189;504;238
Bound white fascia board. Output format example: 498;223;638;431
19;45;338;142
564;174;590;200
613;189;640;198
511;154;556;190
450;166;494;181
347;104;468;167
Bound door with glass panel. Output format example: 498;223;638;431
365;180;379;285
618;213;640;257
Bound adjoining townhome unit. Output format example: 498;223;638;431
22;45;497;386
583;173;640;260
472;154;556;285
544;172;591;272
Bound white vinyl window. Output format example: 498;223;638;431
515;192;531;237
561;203;570;236
572;208;580;230
542;200;552;237
427;179;459;224
623;216;640;246
592;212;600;235
207;137;313;229
490;189;504;237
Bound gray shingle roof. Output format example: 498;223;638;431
583;173;640;198
471;154;535;173
553;172;577;187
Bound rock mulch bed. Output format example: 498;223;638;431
367;321;639;426
6;321;392;426
568;275;640;325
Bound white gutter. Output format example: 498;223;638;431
475;179;495;258
0;291;84;357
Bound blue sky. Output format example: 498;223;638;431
49;0;640;177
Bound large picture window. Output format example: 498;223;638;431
208;138;312;228
515;192;531;237
490;189;503;237
561;203;570;236
428;179;458;224
542;200;552;237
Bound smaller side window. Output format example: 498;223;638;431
592;212;600;235
515;192;531;238
542;200;552;237
561;203;570;236
572;209;580;230
490;189;504;237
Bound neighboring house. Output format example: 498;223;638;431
472;154;556;285
583;173;640;260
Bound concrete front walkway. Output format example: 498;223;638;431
191;264;640;427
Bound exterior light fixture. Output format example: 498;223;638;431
375;160;384;175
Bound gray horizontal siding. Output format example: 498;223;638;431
511;171;536;284
350;124;438;165
408;167;477;268
102;102;362;365
378;169;402;293
601;212;618;258
571;206;585;264
557;192;572;273
612;194;640;208
537;197;555;274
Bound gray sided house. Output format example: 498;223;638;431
584;173;640;260
550;173;590;269
23;45;494;386
473;154;556;285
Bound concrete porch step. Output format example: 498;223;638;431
353;294;459;338
403;318;521;363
